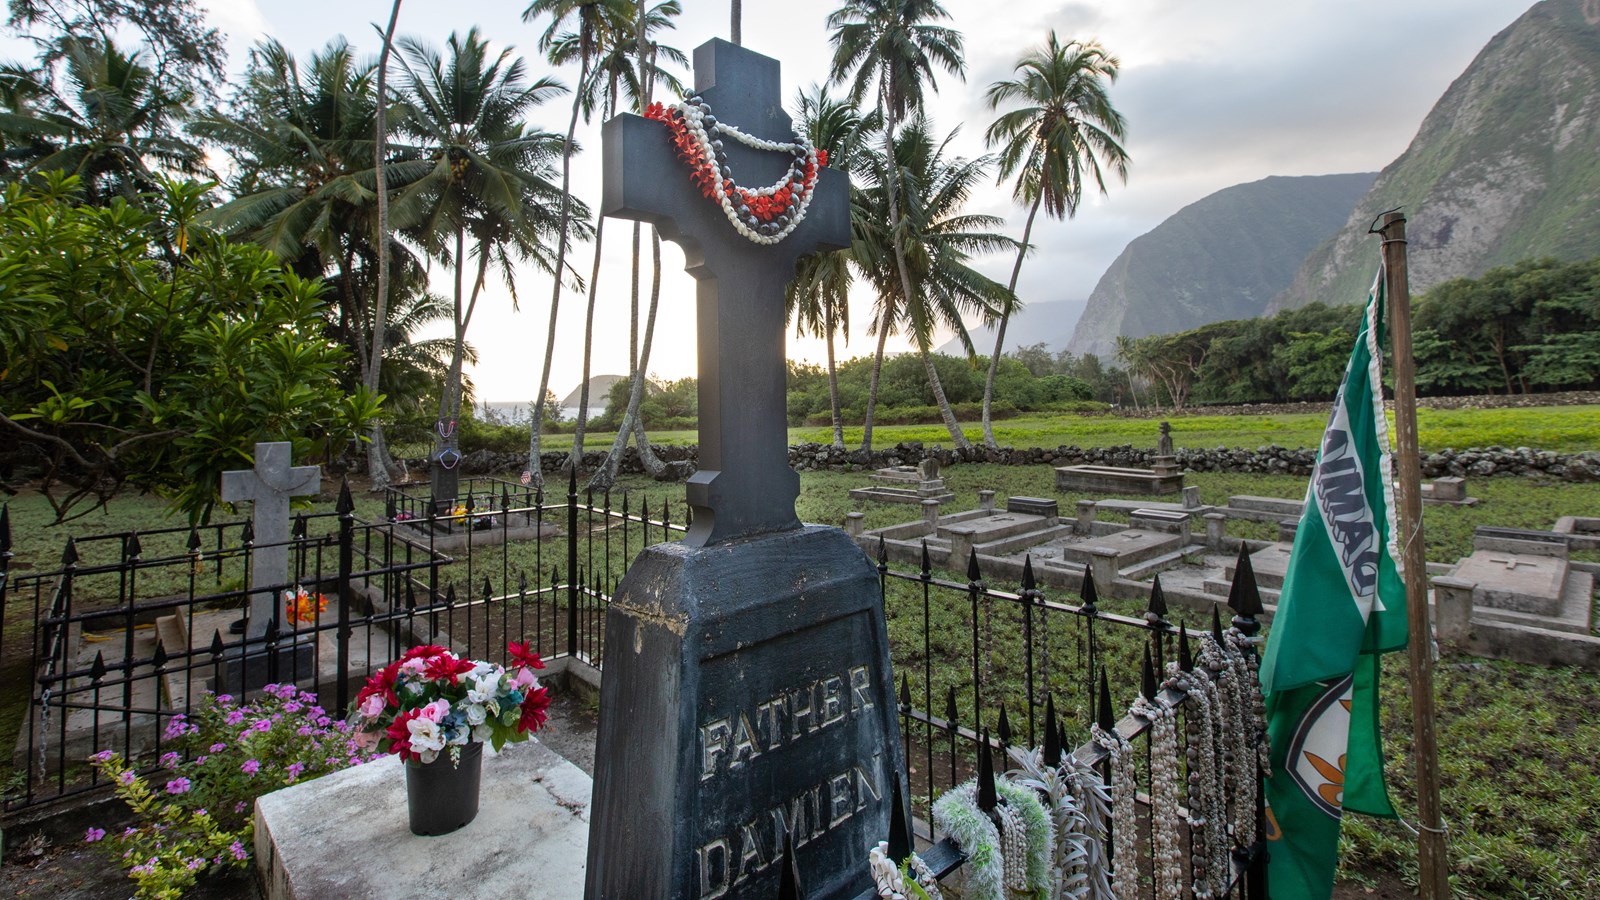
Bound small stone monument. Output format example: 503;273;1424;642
587;40;903;899
1151;421;1180;477
219;442;320;688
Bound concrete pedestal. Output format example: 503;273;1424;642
255;740;591;899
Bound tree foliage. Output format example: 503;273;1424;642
0;174;380;521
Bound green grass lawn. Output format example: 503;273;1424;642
418;405;1600;457
4;410;1599;898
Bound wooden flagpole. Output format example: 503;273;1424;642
1377;211;1450;897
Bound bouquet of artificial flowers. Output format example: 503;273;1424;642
351;641;550;765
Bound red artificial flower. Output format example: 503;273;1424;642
816;149;828;167
516;686;552;735
424;653;476;685
356;665;399;708
403;644;448;661
508;641;545;670
386;708;422;762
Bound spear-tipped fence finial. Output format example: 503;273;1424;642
1080;563;1099;612
61;536;79;567
1227;545;1264;620
1178;623;1194;672
1146;574;1169;626
967;547;982;583
1211;603;1225;644
977;727;998;813
337;477;354;515
1096;668;1114;732
997;705;1012;749
888;779;912;864
1021;555;1036;593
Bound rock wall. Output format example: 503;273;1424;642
410;441;1600;483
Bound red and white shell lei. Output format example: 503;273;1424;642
645;96;828;246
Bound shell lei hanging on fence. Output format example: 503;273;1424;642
1090;722;1138;900
867;841;943;900
1167;665;1228;898
932;781;1054;900
644;96;827;245
1131;694;1185;899
1199;628;1269;850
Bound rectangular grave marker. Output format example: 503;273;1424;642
586;40;901;900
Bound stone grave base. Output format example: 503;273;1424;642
1055;464;1183;495
848;485;955;505
384;512;557;555
255;739;590;900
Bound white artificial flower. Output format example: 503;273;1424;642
465;703;487;726
407;716;445;756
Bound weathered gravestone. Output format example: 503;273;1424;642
586;40;904;899
219;442;319;688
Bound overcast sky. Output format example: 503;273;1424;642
11;0;1532;404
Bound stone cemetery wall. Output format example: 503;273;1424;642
1106;388;1600;420
403;442;1600;482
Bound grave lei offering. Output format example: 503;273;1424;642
351;642;550;765
1130;693;1184;899
1089;720;1137;899
931;780;1053;900
644;95;827;245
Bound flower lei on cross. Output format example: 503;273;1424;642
644;95;827;245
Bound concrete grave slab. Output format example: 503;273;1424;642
1454;550;1570;617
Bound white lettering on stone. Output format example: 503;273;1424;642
701;718;730;781
697;838;730;899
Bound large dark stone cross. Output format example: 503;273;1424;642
586;40;903;900
601;38;850;547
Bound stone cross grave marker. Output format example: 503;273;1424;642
587;41;901;900
221;442;320;640
602;38;849;548
1486;556;1524;570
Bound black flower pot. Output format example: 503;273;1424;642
405;741;483;836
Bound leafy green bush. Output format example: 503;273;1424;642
0;174;379;521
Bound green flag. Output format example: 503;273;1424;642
1260;265;1407;900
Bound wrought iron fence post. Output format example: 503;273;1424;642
566;467;579;657
335;479;355;712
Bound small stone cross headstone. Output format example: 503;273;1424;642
1157;421;1174;457
1486;556;1524;570
602;39;849;547
221;442;320;640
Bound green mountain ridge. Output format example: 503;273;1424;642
1272;0;1600;312
1066;172;1377;359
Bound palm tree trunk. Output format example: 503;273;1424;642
593;228;665;488
922;347;969;449
528;50;590;487
861;323;891;452
435;226;471;483
365;0;404;492
981;191;1041;449
824;299;844;450
567;216;606;472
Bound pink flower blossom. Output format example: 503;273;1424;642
225;710;245;726
419;699;450;723
209;742;226;753
160;751;181;768
241;759;260;775
230;841;248;861
116;771;135;786
84;827;105;843
165;777;191;794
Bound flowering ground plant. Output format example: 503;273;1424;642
85;684;380;899
351;641;550;765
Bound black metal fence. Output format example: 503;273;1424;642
1;472;1265;894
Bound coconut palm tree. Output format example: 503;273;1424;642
193;38;417;374
390;28;575;491
367;0;406;491
521;0;634;485
826;0;965;450
786;84;876;450
856;117;1013;446
979;32;1128;448
548;0;685;471
13;37;203;203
